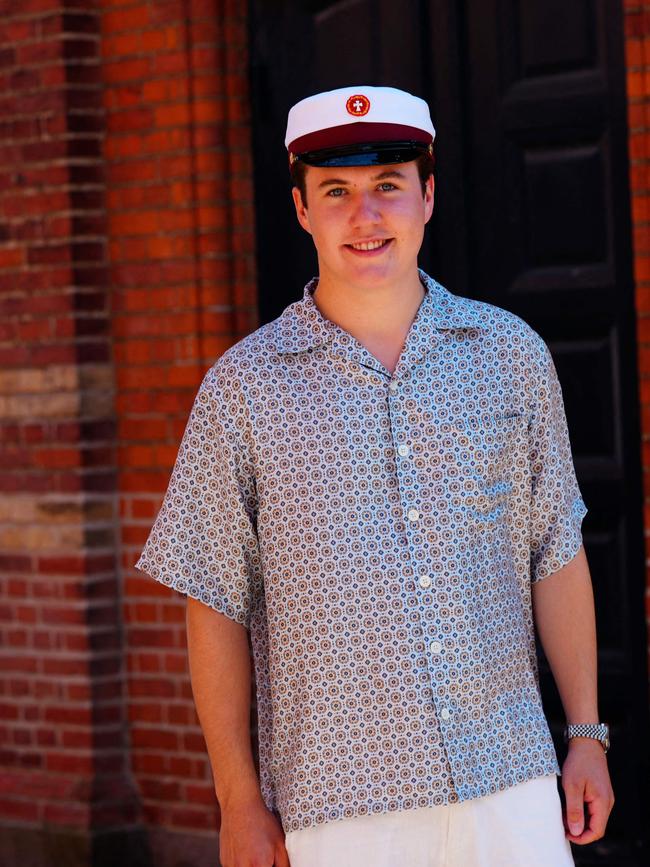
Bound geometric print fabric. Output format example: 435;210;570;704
135;269;588;834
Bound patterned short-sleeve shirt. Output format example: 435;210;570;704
134;269;588;834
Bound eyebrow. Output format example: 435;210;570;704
317;170;406;189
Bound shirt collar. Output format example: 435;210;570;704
273;268;489;356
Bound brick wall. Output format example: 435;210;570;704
624;0;650;679
0;1;257;864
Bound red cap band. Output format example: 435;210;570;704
288;122;432;156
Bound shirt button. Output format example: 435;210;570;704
389;381;398;391
430;640;442;654
440;708;451;720
407;507;420;522
419;575;431;589
397;443;410;457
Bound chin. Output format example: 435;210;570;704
346;262;399;285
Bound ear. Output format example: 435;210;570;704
292;186;312;235
423;174;434;224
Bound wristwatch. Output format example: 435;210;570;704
563;722;610;753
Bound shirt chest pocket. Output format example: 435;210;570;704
441;412;526;521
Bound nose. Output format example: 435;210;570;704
349;190;381;227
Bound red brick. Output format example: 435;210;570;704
42;799;90;827
164;653;188;677
130;677;175;699
167;702;190;724
130;498;158;518
131;727;178;751
0;796;40;823
44;705;92;726
139;777;180;801
129;703;164;724
44;752;93;775
182;732;207;754
168;755;193;776
132;752;167;775
169;804;214;829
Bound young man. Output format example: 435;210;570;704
135;86;614;866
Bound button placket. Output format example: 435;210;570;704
388;374;453;739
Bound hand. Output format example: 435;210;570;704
560;739;615;845
218;795;291;867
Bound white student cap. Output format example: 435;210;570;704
285;85;436;167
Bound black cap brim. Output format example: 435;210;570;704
295;140;431;167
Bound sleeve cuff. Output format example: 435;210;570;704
530;495;588;583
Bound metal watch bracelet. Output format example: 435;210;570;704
563;722;610;753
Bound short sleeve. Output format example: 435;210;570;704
528;340;588;582
134;363;262;628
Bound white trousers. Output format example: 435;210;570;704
284;773;575;867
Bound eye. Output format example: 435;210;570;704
327;187;346;197
378;182;397;191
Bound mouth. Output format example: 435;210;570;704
345;238;393;255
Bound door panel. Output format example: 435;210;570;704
455;6;648;860
249;2;649;862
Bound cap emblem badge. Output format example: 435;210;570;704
346;94;370;117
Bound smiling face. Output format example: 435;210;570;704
291;160;434;294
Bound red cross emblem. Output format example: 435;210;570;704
346;94;370;117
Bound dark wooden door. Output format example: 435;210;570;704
248;1;649;863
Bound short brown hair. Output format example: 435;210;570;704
290;150;435;209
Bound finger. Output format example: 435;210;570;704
565;794;609;845
563;788;585;837
585;793;610;837
565;824;601;846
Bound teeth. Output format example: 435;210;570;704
350;239;388;251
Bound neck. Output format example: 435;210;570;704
311;266;426;344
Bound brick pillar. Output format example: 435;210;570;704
624;0;650;681
0;1;144;865
108;1;258;860
0;1;257;865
